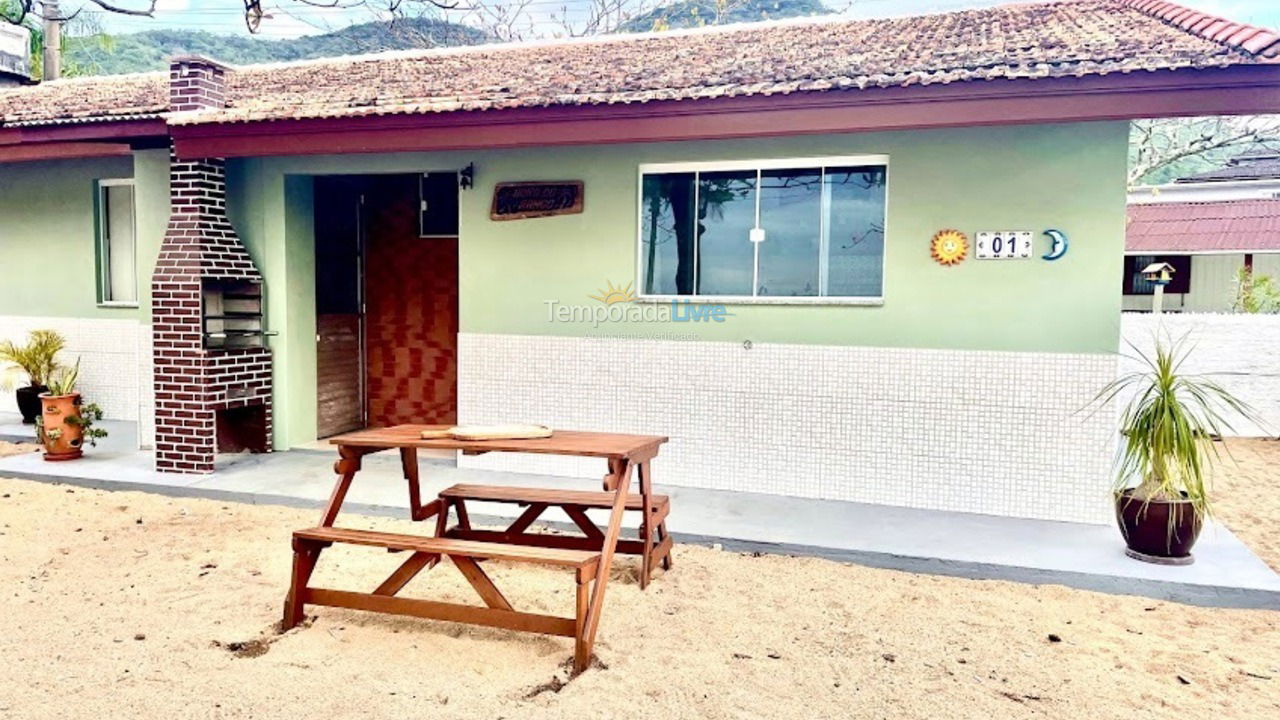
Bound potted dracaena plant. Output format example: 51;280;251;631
1092;335;1264;565
36;358;108;462
0;329;65;424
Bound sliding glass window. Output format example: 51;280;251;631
639;156;887;301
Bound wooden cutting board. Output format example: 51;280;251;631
421;424;553;441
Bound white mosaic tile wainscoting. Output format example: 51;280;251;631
0;316;148;424
458;333;1119;525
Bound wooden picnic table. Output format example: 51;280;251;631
281;424;670;673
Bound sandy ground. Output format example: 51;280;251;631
0;440;1277;719
1213;438;1280;571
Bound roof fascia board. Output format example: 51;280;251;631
1129;180;1280;203
0;141;135;163
171;65;1280;160
0;118;169;146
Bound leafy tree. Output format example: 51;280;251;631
1231;266;1280;314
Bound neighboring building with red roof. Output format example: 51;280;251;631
1;0;1279;525
1177;151;1280;183
1126;155;1280;312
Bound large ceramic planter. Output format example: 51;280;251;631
39;392;84;461
1115;488;1202;565
15;384;47;424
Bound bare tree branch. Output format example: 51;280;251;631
1129;115;1280;186
446;0;537;42
83;0;156;18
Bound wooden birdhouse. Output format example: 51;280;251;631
1140;262;1176;286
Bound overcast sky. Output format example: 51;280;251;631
79;0;1280;40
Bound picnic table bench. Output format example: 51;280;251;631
437;484;673;588
281;424;670;673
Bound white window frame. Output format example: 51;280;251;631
635;154;889;306
96;178;139;308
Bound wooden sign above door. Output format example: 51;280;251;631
490;181;584;221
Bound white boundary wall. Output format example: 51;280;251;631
458;333;1118;525
1121;313;1280;438
0;316;147;423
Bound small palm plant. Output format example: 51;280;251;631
0;329;65;424
0;329;64;390
1093;335;1264;561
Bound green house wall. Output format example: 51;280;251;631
229;121;1125;448
0;121;1127;451
0;153;167;319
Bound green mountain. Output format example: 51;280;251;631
620;0;834;32
64;18;489;76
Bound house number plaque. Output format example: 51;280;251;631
975;231;1033;259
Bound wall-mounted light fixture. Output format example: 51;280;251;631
459;163;475;191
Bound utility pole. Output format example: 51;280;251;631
41;0;61;81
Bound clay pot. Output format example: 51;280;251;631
15;384;46;424
39;392;84;461
1115;488;1202;565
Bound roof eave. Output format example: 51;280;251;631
0;117;169;147
0;141;135;164
170;64;1280;160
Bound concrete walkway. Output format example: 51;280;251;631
2;414;1278;609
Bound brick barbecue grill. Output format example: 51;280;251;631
151;57;272;473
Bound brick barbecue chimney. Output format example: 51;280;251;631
152;56;272;474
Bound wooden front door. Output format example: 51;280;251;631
363;175;458;426
316;314;363;436
314;177;366;438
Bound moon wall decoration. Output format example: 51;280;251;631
1042;229;1069;261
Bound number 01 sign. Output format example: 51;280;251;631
975;231;1033;259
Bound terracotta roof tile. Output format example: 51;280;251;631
1201;18;1228;36
1189;17;1216;33
176;0;1280;125
3;0;1278;129
0;72;167;127
1123;0;1279;57
1127;199;1280;252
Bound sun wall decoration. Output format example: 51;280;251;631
930;229;969;266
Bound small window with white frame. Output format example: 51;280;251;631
96;179;138;306
638;155;888;302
